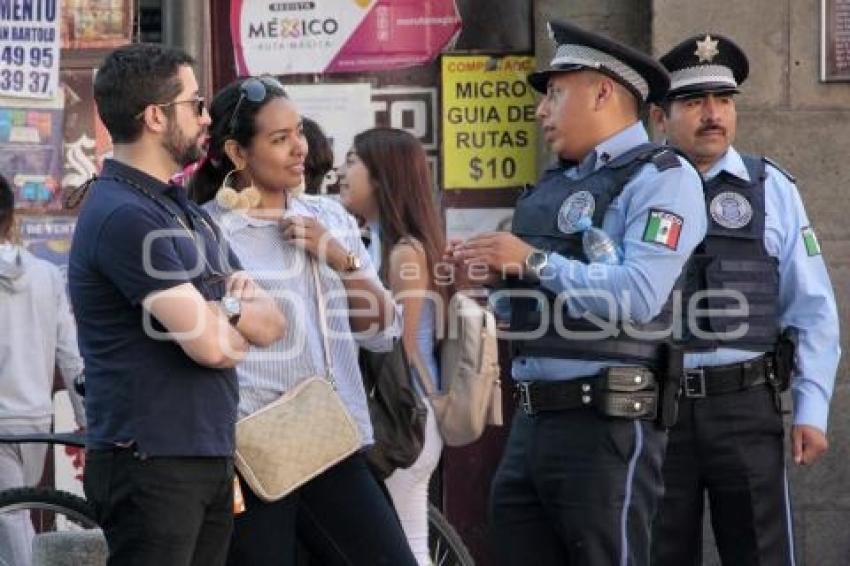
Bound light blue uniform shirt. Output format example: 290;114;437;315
685;147;840;432
512;122;707;382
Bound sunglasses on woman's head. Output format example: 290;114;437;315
227;76;287;135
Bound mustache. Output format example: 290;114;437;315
697;124;726;136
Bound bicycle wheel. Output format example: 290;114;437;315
0;487;98;532
428;503;474;566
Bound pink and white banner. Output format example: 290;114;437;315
231;0;462;76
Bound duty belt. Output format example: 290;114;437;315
516;367;658;420
682;355;776;399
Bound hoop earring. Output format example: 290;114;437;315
215;169;262;210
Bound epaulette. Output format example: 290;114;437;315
650;147;681;172
762;157;796;184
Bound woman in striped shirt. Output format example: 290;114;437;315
189;77;416;566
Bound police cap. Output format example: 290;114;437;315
659;33;749;99
527;19;670;104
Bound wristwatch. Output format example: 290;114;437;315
524;249;549;281
221;295;242;326
340;251;362;273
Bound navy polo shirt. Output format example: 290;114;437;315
69;159;241;457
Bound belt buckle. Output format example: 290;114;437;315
518;382;537;415
684;368;706;398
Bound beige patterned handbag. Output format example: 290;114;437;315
234;259;361;502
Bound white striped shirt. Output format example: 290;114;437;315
204;195;401;445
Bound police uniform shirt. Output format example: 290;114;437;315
686;146;840;432
512;121;707;382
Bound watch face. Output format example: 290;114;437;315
222;295;240;316
527;251;546;269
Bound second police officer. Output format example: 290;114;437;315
650;34;840;565
452;20;707;565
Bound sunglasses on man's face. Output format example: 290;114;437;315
135;96;206;120
227;76;286;135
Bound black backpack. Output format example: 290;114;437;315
359;339;427;479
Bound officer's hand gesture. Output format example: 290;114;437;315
453;232;534;277
444;238;500;288
791;424;828;465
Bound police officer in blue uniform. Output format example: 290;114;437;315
452;20;707;566
650;34;840;565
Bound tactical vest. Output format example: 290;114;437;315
509;143;682;369
682;155;781;352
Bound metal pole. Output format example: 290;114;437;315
161;0;213;97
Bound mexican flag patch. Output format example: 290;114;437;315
802;226;821;256
642;209;683;250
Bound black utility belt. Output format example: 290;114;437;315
516;366;657;420
682;354;782;399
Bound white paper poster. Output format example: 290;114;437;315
285;83;374;168
0;0;61;99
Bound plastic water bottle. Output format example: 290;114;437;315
576;217;622;265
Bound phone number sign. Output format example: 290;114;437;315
0;0;61;99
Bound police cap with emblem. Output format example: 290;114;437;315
527;19;670;104
659;33;749;99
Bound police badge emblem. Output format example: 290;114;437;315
710;191;752;229
557;190;596;234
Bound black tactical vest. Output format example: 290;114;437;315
508;143;682;369
682;155;781;352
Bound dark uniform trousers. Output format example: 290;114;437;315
652;386;793;565
490;408;667;565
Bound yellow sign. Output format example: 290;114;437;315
441;55;537;189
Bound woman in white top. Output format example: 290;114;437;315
340;127;449;565
189;77;416;566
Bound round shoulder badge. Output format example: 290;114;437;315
710;191;753;229
557;190;596;234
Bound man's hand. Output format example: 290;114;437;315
791;424;828;465
443;238;499;289
452;232;534;277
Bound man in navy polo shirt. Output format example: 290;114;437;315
69;44;285;565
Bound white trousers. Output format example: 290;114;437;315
384;400;443;566
0;422;50;566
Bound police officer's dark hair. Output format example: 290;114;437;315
94;43;195;144
188;77;288;205
0;173;13;240
303;117;334;194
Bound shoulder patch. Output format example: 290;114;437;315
650;148;682;172
762;157;796;184
801;226;821;256
642;209;684;251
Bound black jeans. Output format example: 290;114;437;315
227;452;416;565
490;409;667;566
652;386;793;566
84;449;234;566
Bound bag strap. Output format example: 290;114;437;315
309;258;337;388
409;352;437;397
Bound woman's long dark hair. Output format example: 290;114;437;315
188;77;287;205
303;117;334;194
352;128;450;306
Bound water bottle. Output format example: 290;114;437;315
576;217;622;265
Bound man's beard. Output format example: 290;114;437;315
162;121;203;168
